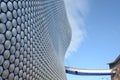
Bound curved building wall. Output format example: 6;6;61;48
0;0;71;80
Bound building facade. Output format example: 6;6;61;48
109;55;120;80
0;0;71;80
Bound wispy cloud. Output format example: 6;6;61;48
64;0;89;58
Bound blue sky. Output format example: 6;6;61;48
64;0;120;80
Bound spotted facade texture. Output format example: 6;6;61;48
0;0;71;80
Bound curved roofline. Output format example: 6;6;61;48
108;55;120;64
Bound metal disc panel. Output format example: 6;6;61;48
0;0;71;80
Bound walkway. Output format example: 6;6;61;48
65;66;116;76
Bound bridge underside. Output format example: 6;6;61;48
65;66;115;76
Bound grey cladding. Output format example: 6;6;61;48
0;0;71;80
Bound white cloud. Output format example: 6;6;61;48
64;0;89;58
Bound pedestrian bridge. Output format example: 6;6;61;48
65;66;116;76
